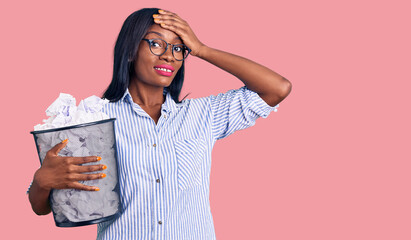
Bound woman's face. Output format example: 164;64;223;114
132;24;183;88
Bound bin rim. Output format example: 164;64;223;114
55;211;121;227
30;118;116;135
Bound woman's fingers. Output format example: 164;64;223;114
153;10;205;56
47;139;68;157
153;12;187;30
38;139;107;191
68;172;106;182
154;12;186;25
158;9;179;18
153;17;186;35
68;155;102;165
71;164;107;173
54;172;106;191
69;182;101;191
157;21;187;36
46;139;100;166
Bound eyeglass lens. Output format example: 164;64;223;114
149;39;189;60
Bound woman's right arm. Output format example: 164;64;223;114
28;139;107;215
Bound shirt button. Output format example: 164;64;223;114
153;143;156;147
156;179;160;183
158;220;162;225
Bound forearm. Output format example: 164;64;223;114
196;45;292;106
28;171;52;215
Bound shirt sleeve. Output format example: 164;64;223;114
26;181;32;194
209;86;279;141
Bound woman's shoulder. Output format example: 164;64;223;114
101;100;123;117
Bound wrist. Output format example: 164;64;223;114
192;44;208;58
33;169;52;192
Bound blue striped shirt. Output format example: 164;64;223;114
97;86;278;240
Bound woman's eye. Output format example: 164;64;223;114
173;46;183;52
151;42;161;48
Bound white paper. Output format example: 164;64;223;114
34;94;110;131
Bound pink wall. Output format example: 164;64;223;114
1;0;410;239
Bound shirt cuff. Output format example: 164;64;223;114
243;86;279;118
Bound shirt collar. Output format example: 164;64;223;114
121;88;178;114
162;90;178;113
120;88;132;103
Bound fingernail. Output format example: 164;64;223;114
62;139;68;143
102;165;107;170
97;156;102;161
153;14;159;18
101;173;106;178
161;23;166;27
94;187;100;191
154;18;161;23
158;9;165;13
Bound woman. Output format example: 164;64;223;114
29;8;292;239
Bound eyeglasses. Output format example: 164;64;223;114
142;38;191;61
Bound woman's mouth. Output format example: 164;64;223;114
154;65;174;77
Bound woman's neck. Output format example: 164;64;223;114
128;80;165;107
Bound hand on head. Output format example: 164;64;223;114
152;9;206;56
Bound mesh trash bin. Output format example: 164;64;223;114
30;118;121;227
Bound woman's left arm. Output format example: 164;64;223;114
155;10;292;107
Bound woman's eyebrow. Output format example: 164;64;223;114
146;31;163;37
145;31;181;40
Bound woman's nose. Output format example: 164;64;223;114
160;46;174;62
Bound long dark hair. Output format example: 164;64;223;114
103;8;186;103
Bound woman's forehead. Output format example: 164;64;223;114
144;25;182;42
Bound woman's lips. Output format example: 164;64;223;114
154;67;173;76
154;65;174;77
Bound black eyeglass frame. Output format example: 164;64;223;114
142;38;191;61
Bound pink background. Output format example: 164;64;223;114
1;0;410;239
